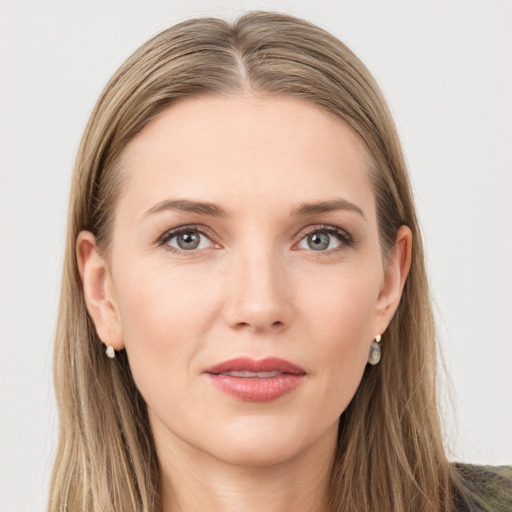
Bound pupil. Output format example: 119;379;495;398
308;232;329;251
178;232;200;250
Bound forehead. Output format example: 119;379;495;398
118;95;374;218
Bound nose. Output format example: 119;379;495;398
222;246;293;334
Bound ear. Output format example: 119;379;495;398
76;231;124;350
373;225;412;335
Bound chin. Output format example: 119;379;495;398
200;417;338;468
210;437;307;468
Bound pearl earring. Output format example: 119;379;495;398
105;345;116;359
368;334;381;365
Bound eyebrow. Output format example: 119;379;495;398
291;199;366;220
144;199;229;218
144;197;365;220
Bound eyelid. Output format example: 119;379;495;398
293;224;354;250
156;224;220;253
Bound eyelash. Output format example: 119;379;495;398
156;224;354;255
156;224;217;255
298;225;354;252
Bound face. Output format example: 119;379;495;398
79;95;408;468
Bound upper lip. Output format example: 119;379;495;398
204;357;306;375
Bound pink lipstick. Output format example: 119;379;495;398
204;357;306;402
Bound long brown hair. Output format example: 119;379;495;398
50;11;465;511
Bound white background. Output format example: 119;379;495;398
0;1;510;510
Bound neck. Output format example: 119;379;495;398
157;425;337;512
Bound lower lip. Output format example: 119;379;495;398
206;374;305;402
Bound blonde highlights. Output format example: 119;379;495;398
50;12;464;511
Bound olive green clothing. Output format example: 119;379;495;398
454;464;512;512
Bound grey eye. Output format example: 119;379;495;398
307;232;330;251
177;232;200;250
166;230;211;251
297;229;344;252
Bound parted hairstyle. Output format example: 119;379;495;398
49;11;477;511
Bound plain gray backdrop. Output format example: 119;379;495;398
1;1;511;510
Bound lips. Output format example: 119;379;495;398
218;370;284;378
204;357;306;402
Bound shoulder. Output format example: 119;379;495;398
453;463;512;512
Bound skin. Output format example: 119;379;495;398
77;95;411;512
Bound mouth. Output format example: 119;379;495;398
217;370;287;378
204;357;306;402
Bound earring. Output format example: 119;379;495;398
105;345;116;359
368;334;381;366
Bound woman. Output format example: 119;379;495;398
48;11;510;512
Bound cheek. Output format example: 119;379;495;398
299;261;380;342
299;266;380;404
116;258;219;336
112;262;221;395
